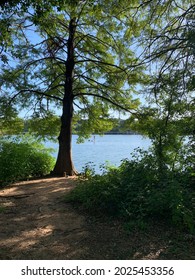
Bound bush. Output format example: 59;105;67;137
0;135;55;185
65;149;195;232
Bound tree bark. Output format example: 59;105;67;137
52;18;77;176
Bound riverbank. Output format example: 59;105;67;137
0;177;194;259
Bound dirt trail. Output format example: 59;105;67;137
1;177;133;260
0;177;194;260
0;177;89;259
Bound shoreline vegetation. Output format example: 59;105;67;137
0;118;140;136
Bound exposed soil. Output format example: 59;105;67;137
0;177;194;260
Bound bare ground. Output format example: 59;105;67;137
0;177;194;260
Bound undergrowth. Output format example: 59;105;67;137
0;135;55;186
65;149;195;233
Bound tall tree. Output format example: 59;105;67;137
0;0;144;175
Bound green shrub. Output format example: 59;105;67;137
65;149;195;232
0;135;55;185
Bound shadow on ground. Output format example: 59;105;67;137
0;178;194;260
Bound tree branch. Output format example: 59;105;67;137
74;92;137;115
76;58;129;75
9;89;63;104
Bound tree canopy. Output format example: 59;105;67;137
0;0;194;175
1;0;144;130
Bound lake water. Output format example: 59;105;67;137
46;134;152;173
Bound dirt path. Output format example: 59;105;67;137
0;177;88;259
0;178;194;260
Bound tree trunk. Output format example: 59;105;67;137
52;18;77;176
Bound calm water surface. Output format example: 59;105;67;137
46;135;151;173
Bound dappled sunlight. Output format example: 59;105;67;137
144;248;166;260
8;177;76;189
0;186;24;196
0;200;15;208
2;225;54;252
11;216;27;222
51;186;74;193
0;177;88;259
1;177;194;260
133;247;166;260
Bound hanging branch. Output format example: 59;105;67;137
9;89;63;105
